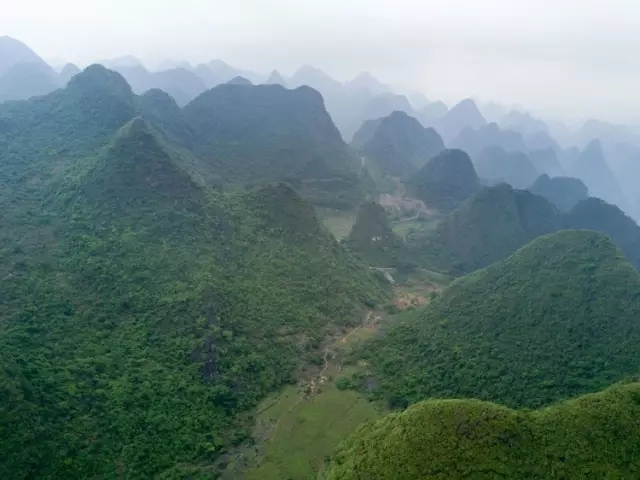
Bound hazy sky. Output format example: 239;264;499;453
3;0;640;123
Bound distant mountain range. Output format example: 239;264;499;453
4;34;640;480
2;34;640;221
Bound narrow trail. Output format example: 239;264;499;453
265;310;375;443
340;311;372;344
392;213;420;224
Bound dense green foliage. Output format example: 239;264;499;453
406;149;479;212
565;197;640;269
327;381;640;479
529;174;588;212
474;145;539;189
408;180;640;275
343;202;405;267
0;67;387;478
357;111;444;176
408;184;559;274
357;230;640;409
0;64;368;209
183;83;367;208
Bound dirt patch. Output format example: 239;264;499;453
393;292;429;310
379;193;438;218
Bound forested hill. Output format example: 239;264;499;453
407;181;640;275
0;65;387;478
407;183;560;274
353;110;445;176
0;64;368;210
405;148;479;212
182;82;367;207
328;381;640;480
358;230;640;409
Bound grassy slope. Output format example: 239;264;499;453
357;230;640;409
327;381;640;480
239;375;382;480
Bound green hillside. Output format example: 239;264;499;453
0;65;367;211
408;184;559;274
327;381;640;480
406;149;479;212
183;83;366;208
0;67;387;479
358;230;640;409
343;202;405;266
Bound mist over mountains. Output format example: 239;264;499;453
3;32;640;478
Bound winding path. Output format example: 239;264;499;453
266;310;374;442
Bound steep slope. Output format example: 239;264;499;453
289;65;343;93
0;116;387;480
417;101;448;124
565;197;640;269
265;70;287;86
0;62;61;102
474;146;539;189
343;202;405;266
361;230;640;409
59;63;81;84
568;139;628;211
451;123;528;159
136;88;196;147
525;130;562;152
529;174;588;212
183;83;365;208
406;149;479;212
227;76;253;86
574;119;635;149
114;65;208;106
77;117;204;228
350;118;382;150
150;67;208;106
408;184;559;274
0;63;137;211
500;110;549;137
432;98;487;142
358;93;413;126
612;143;640;221
529;147;564;176
0;36;48;75
347;72;390;94
288;66;416;141
328;382;640;480
358;111;445;176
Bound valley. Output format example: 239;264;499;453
2;26;640;479
221;269;446;479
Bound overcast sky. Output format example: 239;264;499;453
2;0;640;123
